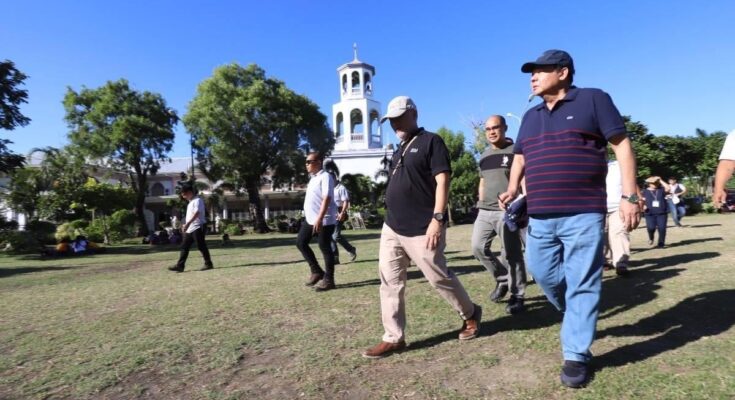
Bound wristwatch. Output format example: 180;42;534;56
621;194;639;204
433;213;445;223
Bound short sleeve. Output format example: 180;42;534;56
593;90;626;141
720;130;735;160
429;135;452;176
322;173;335;200
514;113;532;155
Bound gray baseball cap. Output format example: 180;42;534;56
380;96;416;123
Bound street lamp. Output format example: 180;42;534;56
506;112;522;124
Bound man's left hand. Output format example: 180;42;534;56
312;219;323;234
619;201;641;231
425;219;442;250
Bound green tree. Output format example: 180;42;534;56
0;60;30;173
77;178;135;244
63;79;177;236
436;127;479;224
7;147;89;221
184;63;333;233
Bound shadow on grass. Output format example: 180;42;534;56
222;259;304;268
632;237;723;254
595;289;735;369
599;251;720;321
0;266;73;278
407;251;721;352
681;223;722;228
336;265;486;290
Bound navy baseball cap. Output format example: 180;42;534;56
521;49;575;74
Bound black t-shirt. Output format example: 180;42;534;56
385;129;452;236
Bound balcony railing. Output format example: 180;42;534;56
351;134;364;142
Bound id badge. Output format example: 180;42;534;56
652;200;660;208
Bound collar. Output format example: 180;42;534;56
310;169;325;178
532;86;580;112
401;127;425;146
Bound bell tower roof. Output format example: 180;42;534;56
337;43;375;75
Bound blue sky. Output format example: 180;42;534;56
3;0;734;158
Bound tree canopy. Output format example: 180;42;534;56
0;60;30;173
184;63;333;232
436;127;479;223
63;79;177;235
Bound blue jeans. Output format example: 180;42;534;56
526;213;604;363
666;198;682;226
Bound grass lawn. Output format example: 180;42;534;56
0;214;733;399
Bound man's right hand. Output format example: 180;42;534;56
713;189;727;208
498;190;517;210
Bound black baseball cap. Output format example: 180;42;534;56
521;49;575;74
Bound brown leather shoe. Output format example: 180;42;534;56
362;340;406;359
313;280;335;292
305;273;324;286
458;304;482;340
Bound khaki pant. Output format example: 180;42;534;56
378;224;475;343
605;210;630;267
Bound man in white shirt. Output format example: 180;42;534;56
169;184;213;272
666;177;687;227
297;152;338;291
323;161;357;265
714;130;735;208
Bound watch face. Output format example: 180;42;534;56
628;194;639;203
434;213;444;221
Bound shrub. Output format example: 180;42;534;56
1;231;41;254
55;220;89;242
26;220;57;245
221;220;244;236
84;219;106;243
702;203;717;214
109;210;136;239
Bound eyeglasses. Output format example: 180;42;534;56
305;160;319;165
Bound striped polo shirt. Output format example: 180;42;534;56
514;87;626;215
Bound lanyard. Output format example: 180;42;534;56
391;135;419;176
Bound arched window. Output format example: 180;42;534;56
351;71;360;93
350;109;364;140
336;112;344;142
364;72;373;95
341;74;347;93
151;182;165;196
369;110;380;142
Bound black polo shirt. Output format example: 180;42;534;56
385;128;451;236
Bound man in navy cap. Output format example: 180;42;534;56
499;50;640;388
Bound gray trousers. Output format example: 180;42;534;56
471;209;526;297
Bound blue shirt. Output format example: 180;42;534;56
514;87;626;215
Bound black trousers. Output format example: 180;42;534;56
644;213;667;246
176;227;213;269
296;221;336;281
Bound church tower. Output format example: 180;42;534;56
332;44;383;151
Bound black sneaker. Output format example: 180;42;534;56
198;265;213;271
615;266;630;277
349;251;357;262
505;296;526;314
560;360;590;388
168;265;184;273
489;283;508;303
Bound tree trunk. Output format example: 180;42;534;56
133;172;149;237
447;201;455;227
245;178;270;233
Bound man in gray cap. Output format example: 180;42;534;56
362;96;482;359
499;50;640;388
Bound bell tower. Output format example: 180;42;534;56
332;44;382;151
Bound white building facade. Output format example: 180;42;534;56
329;47;392;180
